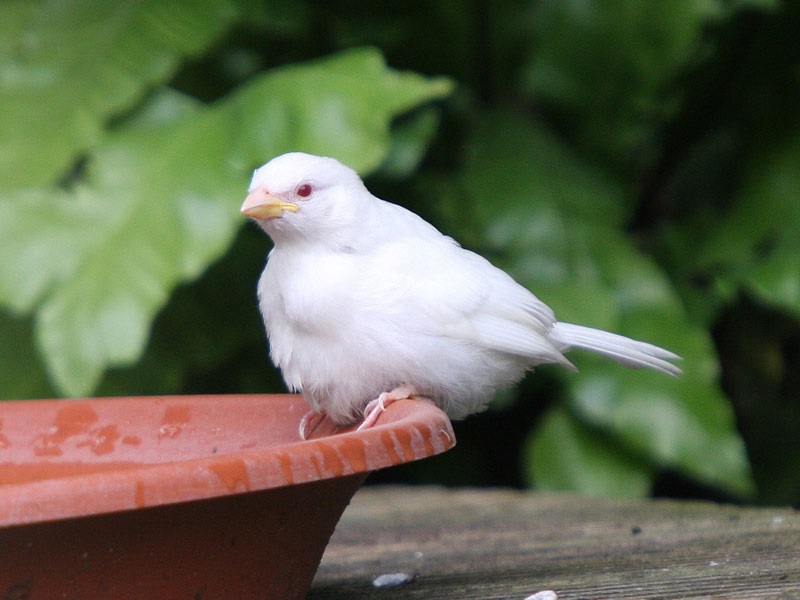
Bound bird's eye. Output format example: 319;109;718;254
296;183;313;198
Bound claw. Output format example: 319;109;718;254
356;384;418;431
298;410;326;440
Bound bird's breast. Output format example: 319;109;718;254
260;248;361;339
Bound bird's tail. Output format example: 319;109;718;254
550;322;682;376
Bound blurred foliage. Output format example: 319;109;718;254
1;0;799;506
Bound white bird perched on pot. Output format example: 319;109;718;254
242;152;681;437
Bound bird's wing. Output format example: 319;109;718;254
436;248;572;366
360;206;569;366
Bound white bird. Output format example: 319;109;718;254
242;152;681;436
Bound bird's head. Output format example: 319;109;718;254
241;152;368;243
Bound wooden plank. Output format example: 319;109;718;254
309;486;800;599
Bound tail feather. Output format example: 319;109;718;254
551;322;682;376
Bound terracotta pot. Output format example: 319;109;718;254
0;394;455;599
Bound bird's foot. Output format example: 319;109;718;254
357;384;418;431
299;410;326;440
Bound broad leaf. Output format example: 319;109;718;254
0;48;452;396
0;0;241;189
377;108;443;179
456;112;753;497
567;232;753;497
226;48;452;173
525;405;654;497
698;131;800;317
519;0;715;165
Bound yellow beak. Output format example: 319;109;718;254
240;188;299;219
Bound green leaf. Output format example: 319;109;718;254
698;131;800;317
0;48;452;397
95;233;285;399
525;405;654;497
571;353;753;499
457;111;630;325
378;108;443;179
32;107;241;396
227;48;453;174
463;112;627;229
519;0;717;165
0;0;241;189
456;112;753;497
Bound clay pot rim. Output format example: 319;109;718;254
0;394;455;527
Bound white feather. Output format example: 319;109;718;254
245;152;682;424
550;322;682;376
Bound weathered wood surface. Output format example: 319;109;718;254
309;486;799;599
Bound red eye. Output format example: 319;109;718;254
296;183;313;198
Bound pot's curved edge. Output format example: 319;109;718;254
0;394;455;527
